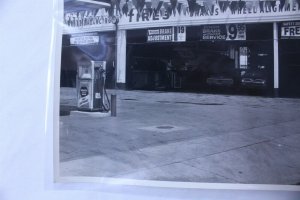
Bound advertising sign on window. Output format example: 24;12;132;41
147;26;186;42
147;27;173;42
174;26;186;42
70;35;100;45
200;24;246;41
281;21;300;39
239;47;249;69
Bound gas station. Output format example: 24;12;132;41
61;0;300;101
58;0;300;184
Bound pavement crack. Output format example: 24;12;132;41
200;139;271;158
181;162;240;183
228;118;300;139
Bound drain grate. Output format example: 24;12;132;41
156;125;174;129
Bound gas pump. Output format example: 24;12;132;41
77;60;110;112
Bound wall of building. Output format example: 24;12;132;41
62;0;300;96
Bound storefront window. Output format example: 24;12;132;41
279;21;300;97
126;23;273;95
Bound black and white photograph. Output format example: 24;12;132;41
59;0;300;186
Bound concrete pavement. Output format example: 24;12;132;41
59;88;300;184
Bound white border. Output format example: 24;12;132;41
56;176;300;191
53;0;64;183
52;0;300;192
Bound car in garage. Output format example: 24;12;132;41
205;55;239;88
241;66;268;89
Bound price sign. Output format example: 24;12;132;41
226;24;246;40
200;24;246;41
173;26;186;42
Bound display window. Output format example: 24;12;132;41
279;21;300;97
126;23;273;96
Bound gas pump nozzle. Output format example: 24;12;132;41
96;65;110;112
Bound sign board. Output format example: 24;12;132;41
147;26;186;42
174;26;186;42
80;87;89;97
70;35;99;45
64;0;300;28
200;24;246;41
281;21;300;39
147;27;173;42
239;47;249;69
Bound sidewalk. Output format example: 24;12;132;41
59;87;300;184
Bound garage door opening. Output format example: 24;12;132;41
126;24;274;96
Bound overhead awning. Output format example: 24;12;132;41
64;0;111;12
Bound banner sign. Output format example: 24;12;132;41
147;26;186;42
70;35;99;45
281;21;300;39
200;24;246;41
64;0;300;28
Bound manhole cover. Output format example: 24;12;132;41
157;101;171;103
139;125;188;133
156;125;174;129
122;98;138;101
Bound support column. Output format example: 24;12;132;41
273;22;279;97
116;29;127;89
